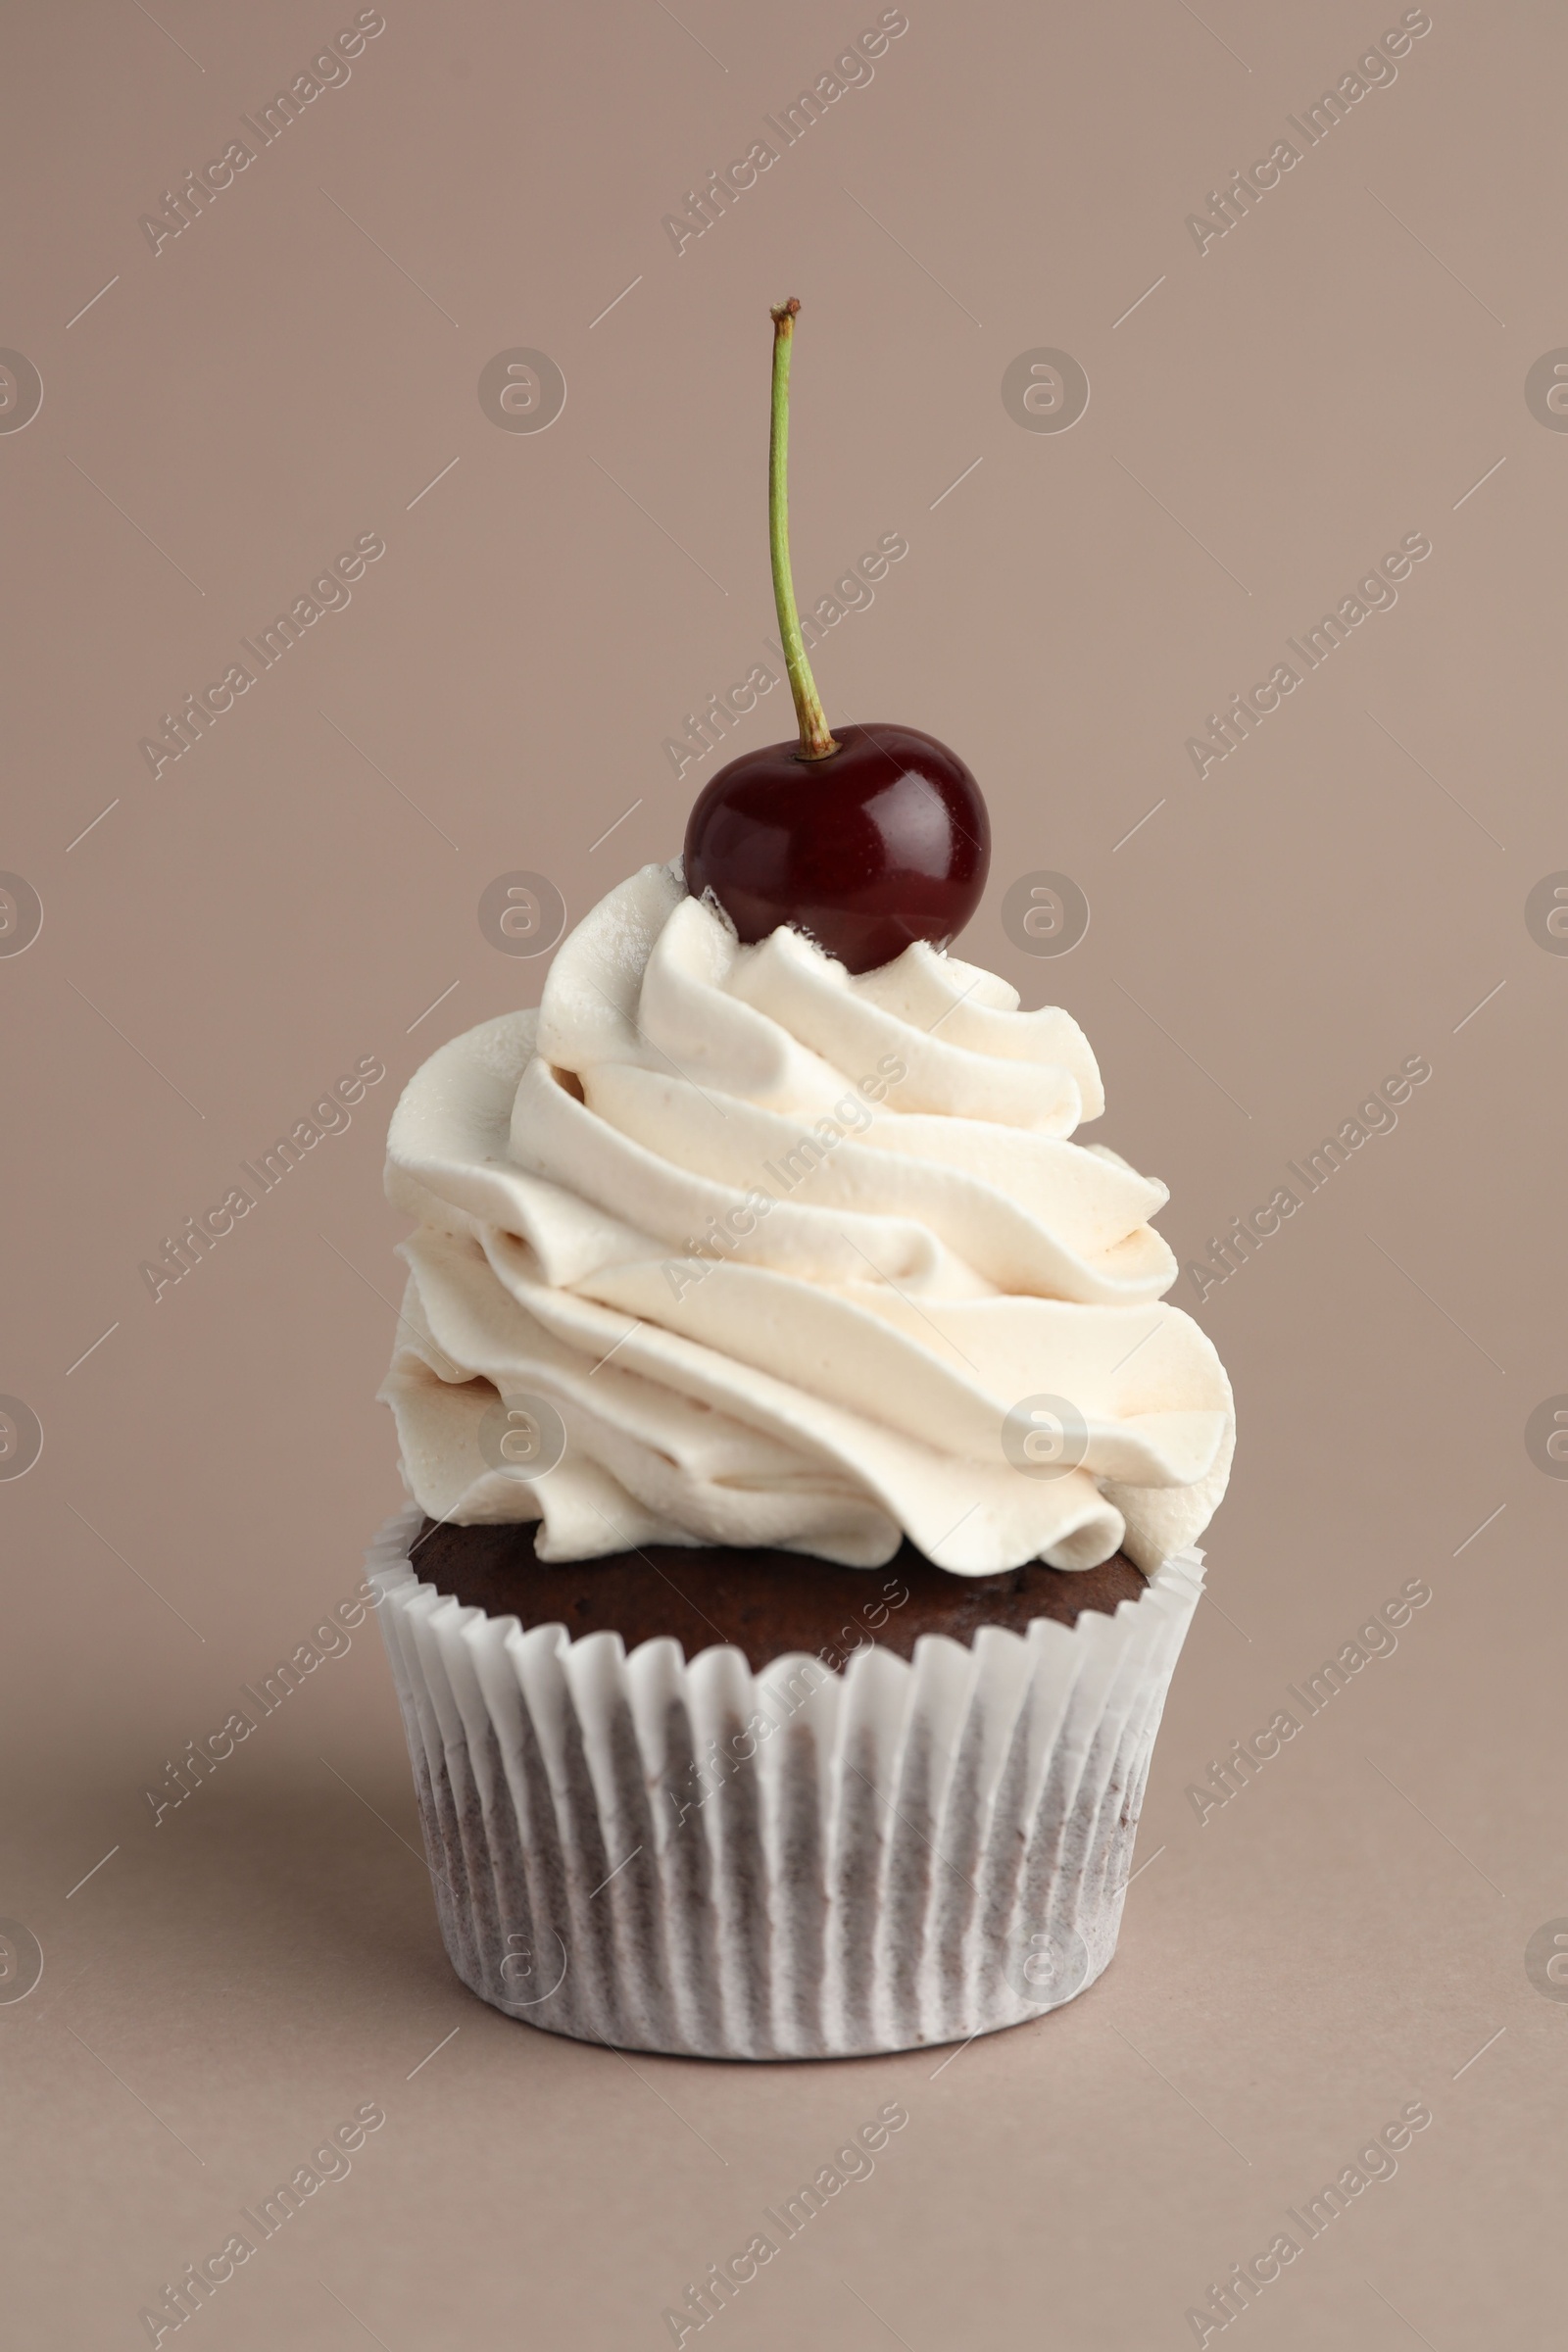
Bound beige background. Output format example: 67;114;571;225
3;0;1564;2342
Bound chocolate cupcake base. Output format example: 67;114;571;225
368;1505;1203;2060
409;1514;1148;1670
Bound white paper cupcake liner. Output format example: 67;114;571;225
367;1505;1202;2060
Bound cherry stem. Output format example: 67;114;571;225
768;299;839;761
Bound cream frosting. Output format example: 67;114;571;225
380;859;1234;1575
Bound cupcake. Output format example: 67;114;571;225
368;300;1233;2059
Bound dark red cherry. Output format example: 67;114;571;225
684;721;989;974
688;298;992;974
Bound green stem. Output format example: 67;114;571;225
768;299;839;761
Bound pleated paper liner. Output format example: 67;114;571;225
368;1504;1202;2060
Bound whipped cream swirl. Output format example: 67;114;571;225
381;860;1233;1575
